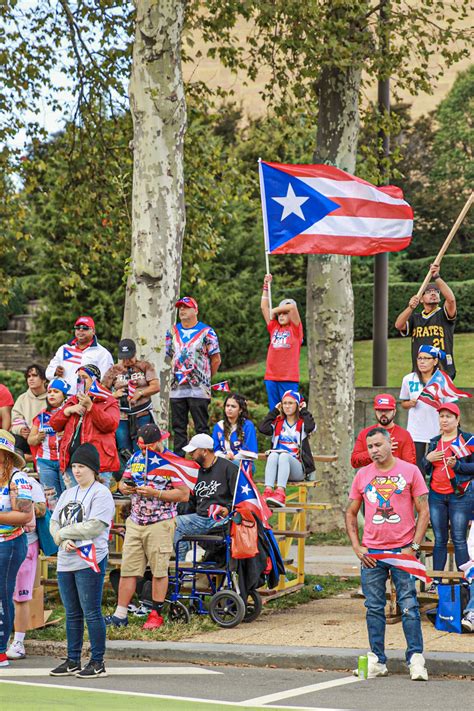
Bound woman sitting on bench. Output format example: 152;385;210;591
258;391;315;508
212;393;258;468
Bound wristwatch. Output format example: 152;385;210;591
411;541;421;558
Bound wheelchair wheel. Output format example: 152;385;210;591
209;590;245;628
243;590;262;623
168;601;190;624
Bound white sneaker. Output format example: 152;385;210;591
461;611;474;632
353;651;388;678
409;653;428;681
6;641;26;660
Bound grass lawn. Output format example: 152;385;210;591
0;682;304;711
221;333;474;388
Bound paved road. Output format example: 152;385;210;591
0;656;470;710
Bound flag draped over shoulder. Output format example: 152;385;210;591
368;553;433;584
146;449;200;491
259;160;413;256
418;370;471;409
232;460;272;527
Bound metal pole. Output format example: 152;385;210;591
372;0;390;386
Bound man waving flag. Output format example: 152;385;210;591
259;160;413;256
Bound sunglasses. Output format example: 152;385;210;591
75;325;91;331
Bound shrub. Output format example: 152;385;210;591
397;254;474;283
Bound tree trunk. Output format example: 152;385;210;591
123;0;187;425
307;65;361;529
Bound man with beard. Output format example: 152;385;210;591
174;434;238;561
351;394;416;469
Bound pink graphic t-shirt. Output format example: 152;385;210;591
349;458;428;549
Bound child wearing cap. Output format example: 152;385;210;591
422;403;474;592
260;274;304;409
28;378;70;498
258;390;315;507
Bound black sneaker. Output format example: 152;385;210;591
76;660;108;678
49;658;81;676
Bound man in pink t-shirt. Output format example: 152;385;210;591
260;274;303;409
346;427;430;681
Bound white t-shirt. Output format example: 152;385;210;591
399;372;441;443
52;481;115;572
27;476;46;545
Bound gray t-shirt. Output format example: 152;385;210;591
52;481;115;572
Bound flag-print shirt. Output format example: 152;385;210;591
122;448;184;526
45;335;114;395
32;409;62;461
212;419;258;460
166;322;220;399
0;469;33;542
274;420;304;460
51;481;115;572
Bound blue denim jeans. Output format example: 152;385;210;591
0;534;28;653
361;547;423;664
264;451;304;489
174;514;226;561
36;458;65;498
264;380;299;410
57;556;107;663
116;412;154;454
429;484;473;571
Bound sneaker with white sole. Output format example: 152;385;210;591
50;658;81;676
353;651;388;678
409;653;428;681
6;640;25;660
76;660;107;678
461;611;474;632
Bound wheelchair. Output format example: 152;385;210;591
168;518;263;629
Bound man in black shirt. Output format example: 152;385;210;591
395;262;457;378
174;433;238;560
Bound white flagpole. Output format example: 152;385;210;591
258;158;273;312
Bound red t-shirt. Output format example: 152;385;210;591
0;384;14;429
430;438;456;494
265;320;303;382
351;423;417;469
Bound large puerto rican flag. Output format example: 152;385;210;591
259;160;413;256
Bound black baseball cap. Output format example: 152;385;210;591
423;282;440;294
118;339;136;359
137;423;170;444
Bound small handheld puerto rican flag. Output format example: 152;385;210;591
88;380;111;401
75;540;100;573
63;345;83;365
367;553;432;584
208;504;227;520
211;381;231;393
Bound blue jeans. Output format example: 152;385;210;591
264;451;304;489
58;556;107;663
0;534;28;653
429;485;473;571
36;458;65;498
174;514;226;561
264;380;299;410
361;548;423;664
116;412;154;454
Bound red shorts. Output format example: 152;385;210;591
14;540;39;602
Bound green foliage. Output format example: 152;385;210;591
0;370;26;400
354;280;474;340
397;254;474;283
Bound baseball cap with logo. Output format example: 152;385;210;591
75;316;95;329
175;296;198;311
118;339;137;359
373;394;397;410
137;423;170;444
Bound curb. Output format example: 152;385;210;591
25;640;474;677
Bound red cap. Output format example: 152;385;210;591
175;296;198;311
437;402;460;417
75;316;95;329
373;393;397;410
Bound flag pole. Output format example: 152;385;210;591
416;192;474;299
258;157;273;312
